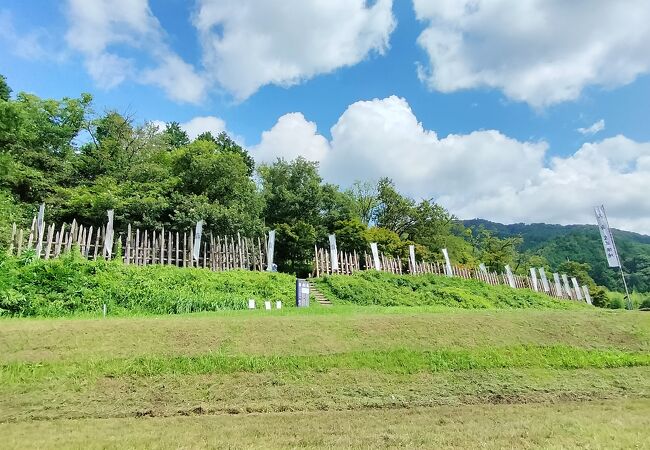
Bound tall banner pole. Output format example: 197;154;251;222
595;205;632;309
103;209;114;260
441;248;453;277
266;230;276;271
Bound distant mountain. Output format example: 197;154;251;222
464;219;650;293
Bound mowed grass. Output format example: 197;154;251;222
1;399;648;449
1;307;649;448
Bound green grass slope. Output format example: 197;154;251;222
315;271;586;310
0;254;296;317
0;309;648;448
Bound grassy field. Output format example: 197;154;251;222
1;307;649;448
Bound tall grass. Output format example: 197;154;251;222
316;271;587;310
0;253;296;317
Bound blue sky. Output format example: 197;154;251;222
2;1;650;232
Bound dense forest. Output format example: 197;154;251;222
0;74;646;298
465;220;650;293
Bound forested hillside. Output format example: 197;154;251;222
465;220;650;293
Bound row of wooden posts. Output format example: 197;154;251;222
7;209;591;303
8;218;269;272
312;246;590;302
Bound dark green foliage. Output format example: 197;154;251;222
0;75;11;102
316;271;585;310
0;255;296;317
465;219;650;293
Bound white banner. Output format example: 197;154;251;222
538;268;551;292
582;286;592;305
409;245;417;273
329;234;339;271
553;273;563;296
370;242;381;270
571;277;583;300
594;205;620;268
35;203;45;257
266;230;275;271
561;274;573;298
505;265;516;288
442;248;453;277
193;220;204;261
479;263;488;275
530;268;539;292
103;209;114;259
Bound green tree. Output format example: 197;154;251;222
0;74;11;102
163;122;189;148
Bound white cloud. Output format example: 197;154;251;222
252;113;330;163
65;0;206;103
179;116;227;141
0;10;66;62
254;96;650;233
413;0;650;107
152;116;228;141
577;119;605;136
193;0;396;100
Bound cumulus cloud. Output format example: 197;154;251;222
65;0;206;103
193;0;396;100
577;119;605;136
413;0;650;107
253;96;650;233
152;116;228;141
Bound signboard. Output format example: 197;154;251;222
571;277;583;300
505;265;516;288
409;245;417;274
296;279;310;307
103;209;114;259
329;234;339;271
594;205;621;268
538;268;551;292
530;268;539;292
442;248;453;277
192;220;203;261
370;243;381;270
553;273;563;297
479;263;488;275
266;230;276;271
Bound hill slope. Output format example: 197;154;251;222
464;219;650;292
1;308;649;447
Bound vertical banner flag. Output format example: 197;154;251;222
103;209;114;259
582;286;592;305
479;263;488;275
594;205;621;268
562;274;573;298
329;234;339;271
505;265;516;288
530;268;539;292
193;220;203;261
441;248;453;277
553;273;563;296
35;203;45;257
266;230;276;271
370;242;381;270
409;245;417;273
571;277;583;300
538;268;551;292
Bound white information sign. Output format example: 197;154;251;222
193;220;203;261
538;268;551;292
442;248;453;277
266;230;275;271
505;265;516;288
329;234;339;271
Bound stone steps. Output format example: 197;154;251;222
308;281;333;306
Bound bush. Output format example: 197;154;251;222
0;254;296;317
315;271;585;310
